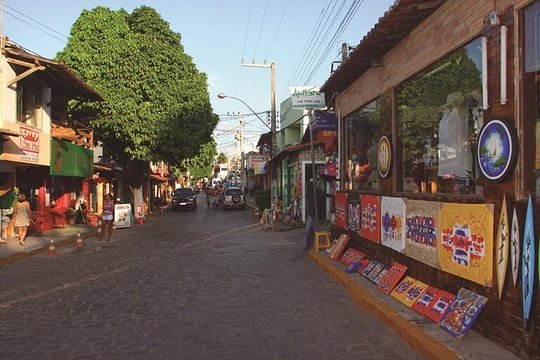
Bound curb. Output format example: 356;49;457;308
0;232;95;268
309;251;459;360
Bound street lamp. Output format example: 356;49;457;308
217;93;271;130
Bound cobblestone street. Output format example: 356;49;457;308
0;199;420;359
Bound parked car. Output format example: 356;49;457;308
171;188;197;211
222;187;246;210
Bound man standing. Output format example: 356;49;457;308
304;179;317;251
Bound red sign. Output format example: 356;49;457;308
20;126;39;162
334;192;347;229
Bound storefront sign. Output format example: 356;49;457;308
312;110;336;131
290;86;325;109
50;139;93;177
334;192;347;230
20;126;39;162
114;203;132;228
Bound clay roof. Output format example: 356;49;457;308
321;0;446;96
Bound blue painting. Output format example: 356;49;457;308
477;119;516;181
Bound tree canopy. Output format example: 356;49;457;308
179;139;217;180
57;6;218;167
216;152;228;165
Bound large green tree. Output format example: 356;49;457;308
179;139;217;180
56;6;217;184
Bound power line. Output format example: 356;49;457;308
4;3;68;39
4;9;67;44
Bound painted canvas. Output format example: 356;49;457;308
425;290;455;324
404;200;440;269
361;195;381;243
411;286;439;315
496;195;510;300
391;276;427;307
510;207;520;287
378;262;408;294
360;260;377;278
373;267;389;286
438;203;494;286
522;195;535;328
380;197;406;252
440;288;488;339
366;262;386;283
328;234;350;260
335;192;348;230
339;248;366;267
348;194;360;233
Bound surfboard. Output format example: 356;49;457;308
522;195;535;328
496;195;509;300
511;207;520;287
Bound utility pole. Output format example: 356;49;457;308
241;60;276;200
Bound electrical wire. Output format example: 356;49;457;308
4;3;68;39
4;9;67;44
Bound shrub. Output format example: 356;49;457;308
254;189;271;210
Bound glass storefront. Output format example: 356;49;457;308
344;99;381;191
397;38;484;195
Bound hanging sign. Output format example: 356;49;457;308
477;118;518;182
290;86;325;109
377;136;391;178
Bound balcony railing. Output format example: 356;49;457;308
51;121;93;148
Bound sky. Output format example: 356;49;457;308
2;0;395;157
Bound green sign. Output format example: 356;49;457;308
50;139;93;177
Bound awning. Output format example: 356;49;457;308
0;128;20;137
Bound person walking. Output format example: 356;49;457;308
13;192;31;246
205;186;212;209
99;194;114;241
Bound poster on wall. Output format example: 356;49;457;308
347;193;360;233
404;200;440;269
360;195;380;243
114;204;133;228
334;192;347;230
380;197;406;252
438;203;494;286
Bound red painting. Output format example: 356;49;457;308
335;192;348;230
377;262;408;294
361;195;380;243
328;234;350;260
411;286;439;315
339;248;366;267
426;290;455;324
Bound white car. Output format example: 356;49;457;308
222;187;246;210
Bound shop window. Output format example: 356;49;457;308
524;1;540;196
344;99;381;191
397;38;484;195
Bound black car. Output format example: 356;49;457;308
171;188;197;211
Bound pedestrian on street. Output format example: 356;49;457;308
13;192;31;246
99;194;114;241
205;186;212;209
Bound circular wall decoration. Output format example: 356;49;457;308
477;118;518;182
377;136;392;178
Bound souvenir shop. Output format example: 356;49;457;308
322;0;540;357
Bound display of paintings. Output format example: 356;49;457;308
381;197;406;252
346;260;362;273
373;267;389;286
404;200;440;269
377;135;392;178
358;258;371;273
339;248;366;267
477;118;518;182
360;260;377;278
348;194;360;233
439;288;488;339
425;290;455;324
438;203;494;286
377;262;408;294
335;192;348;230
361;195;380;243
328;234;350;260
411;286;439;315
391;276;428;308
365;261;386;283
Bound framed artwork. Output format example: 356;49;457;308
334;192;348;230
339;248;366;267
438;203;494;286
439;288;488;339
381;197;406;252
477;118;518;182
114;204;133;228
328;234;350;260
361;195;380;243
378;262;408;294
377;135;392;177
404;200;440;269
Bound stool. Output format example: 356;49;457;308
313;231;331;252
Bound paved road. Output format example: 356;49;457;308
0;198;420;359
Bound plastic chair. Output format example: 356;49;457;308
313;231;332;252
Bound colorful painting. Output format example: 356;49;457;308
348;194;360;233
335;192;348;230
360;260;377;278
346;260;362;273
381;197;406;252
511;207;520;287
339;248;366;267
391;277;428;308
360;195;380;243
477;118;518;182
411;286;439;315
522;195;535;328
440;288;488;339
377;135;392;178
404;200;440;269
438;203;494;286
373;267;389;286
496;195;510;300
366;262;386;284
378;262;408;294
425;290;455;324
328;234;350;260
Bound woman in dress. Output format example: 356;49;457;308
99;194;114;241
13;192;31;245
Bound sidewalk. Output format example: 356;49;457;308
0;224;96;267
309;250;518;360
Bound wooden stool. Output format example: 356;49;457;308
314;231;331;252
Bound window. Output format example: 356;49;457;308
344;99;381;191
524;1;540;196
397;38;484;195
16;83;42;127
173;188;194;197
